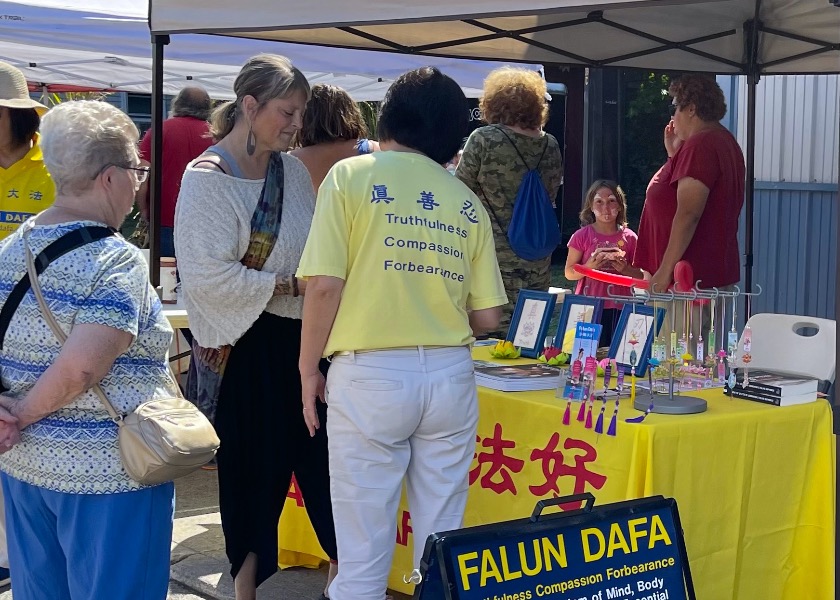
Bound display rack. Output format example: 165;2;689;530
592;281;764;415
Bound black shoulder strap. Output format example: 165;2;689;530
0;226;116;349
534;136;550;170
193;159;230;175
475;181;508;236
494;125;550;171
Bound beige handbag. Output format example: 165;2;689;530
25;236;220;485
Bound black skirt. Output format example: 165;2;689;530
214;313;336;586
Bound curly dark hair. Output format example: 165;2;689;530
297;84;367;147
669;74;727;122
479;67;548;129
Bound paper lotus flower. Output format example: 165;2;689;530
489;340;521;359
538;346;569;366
681;353;694;362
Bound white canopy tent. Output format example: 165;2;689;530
148;0;840;75
0;40;465;101
0;0;546;99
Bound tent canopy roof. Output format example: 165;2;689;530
148;0;840;75
0;0;541;100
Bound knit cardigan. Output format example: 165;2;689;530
174;152;315;349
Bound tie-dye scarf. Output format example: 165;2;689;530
186;152;285;423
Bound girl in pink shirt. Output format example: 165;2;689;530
564;179;637;346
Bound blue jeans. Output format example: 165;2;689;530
1;473;174;600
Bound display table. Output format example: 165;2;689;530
278;348;835;598
161;300;189;330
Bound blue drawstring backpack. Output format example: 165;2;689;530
484;126;561;261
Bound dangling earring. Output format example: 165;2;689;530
246;127;256;156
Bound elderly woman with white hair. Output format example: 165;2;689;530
0;100;176;600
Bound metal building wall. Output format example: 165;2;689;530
730;75;839;321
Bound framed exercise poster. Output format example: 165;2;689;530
505;290;557;358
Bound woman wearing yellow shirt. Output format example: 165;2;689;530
0;62;54;241
0;61;54;588
298;67;507;600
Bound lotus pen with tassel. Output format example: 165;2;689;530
707;295;716;360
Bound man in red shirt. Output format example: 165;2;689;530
137;86;213;257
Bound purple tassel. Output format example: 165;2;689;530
562;401;571;425
585;402;593;429
594;408;605;434
576;399;586;422
625;400;655;424
607;398;620;436
607;412;618;436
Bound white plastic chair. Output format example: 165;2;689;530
732;313;836;386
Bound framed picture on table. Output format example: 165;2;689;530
608;304;666;377
552;294;603;351
505;290;557;358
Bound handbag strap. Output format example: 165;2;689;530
23;227;182;425
0;225;115;349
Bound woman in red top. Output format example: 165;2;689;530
632;74;745;293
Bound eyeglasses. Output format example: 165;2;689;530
92;163;150;184
123;166;150;184
668;103;679;117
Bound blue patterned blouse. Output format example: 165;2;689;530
0;220;174;493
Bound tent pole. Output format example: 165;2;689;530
149;34;169;287
831;119;840;590
742;15;760;317
744;74;756;312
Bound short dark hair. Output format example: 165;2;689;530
377;67;468;164
7;108;40;148
298;84;367;147
170;86;212;120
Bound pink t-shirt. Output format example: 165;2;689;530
567;224;638;309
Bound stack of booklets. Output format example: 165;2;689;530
473;360;561;392
727;370;819;406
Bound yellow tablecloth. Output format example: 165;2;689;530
278;350;835;599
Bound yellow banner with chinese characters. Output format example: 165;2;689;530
279;351;834;599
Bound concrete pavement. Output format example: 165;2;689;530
169;470;341;600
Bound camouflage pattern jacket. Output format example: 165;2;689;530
456;124;564;336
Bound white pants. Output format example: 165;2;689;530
326;346;478;600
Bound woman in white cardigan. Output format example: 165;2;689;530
174;54;337;600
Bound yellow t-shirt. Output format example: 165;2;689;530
0;136;55;240
297;151;507;356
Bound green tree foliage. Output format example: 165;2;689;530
358;101;379;139
620;72;674;230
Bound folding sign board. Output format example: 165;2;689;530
414;494;695;600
